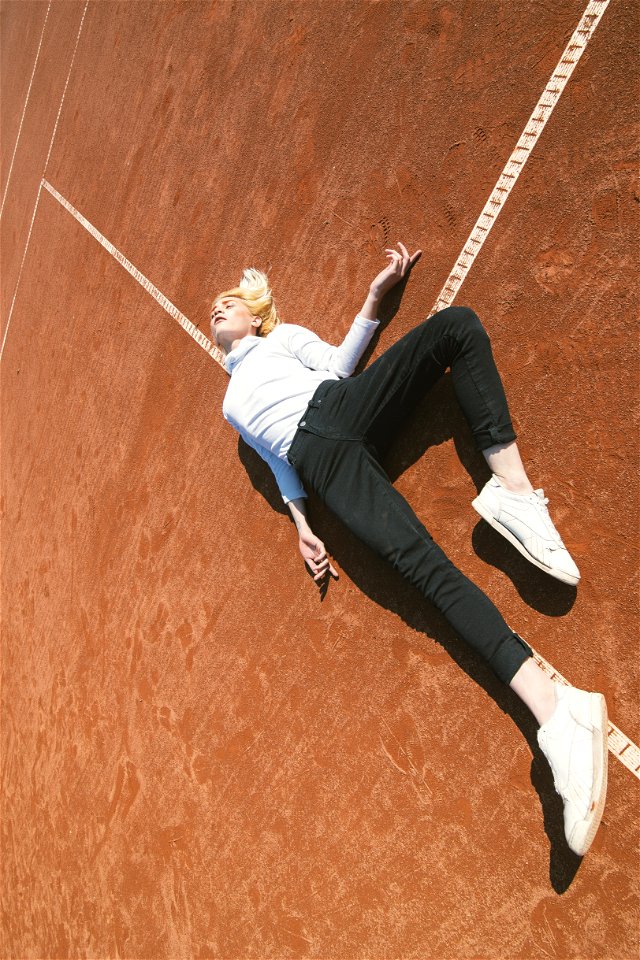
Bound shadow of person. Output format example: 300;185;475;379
378;373;578;616
237;438;289;517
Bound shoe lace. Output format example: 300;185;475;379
534;494;566;548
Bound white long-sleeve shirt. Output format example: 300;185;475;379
222;314;380;503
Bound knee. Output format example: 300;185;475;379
435;305;487;338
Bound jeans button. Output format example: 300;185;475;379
300;420;306;426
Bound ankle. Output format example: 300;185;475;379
537;682;559;727
493;473;534;496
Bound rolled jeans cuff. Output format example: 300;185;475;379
473;421;517;452
489;631;534;685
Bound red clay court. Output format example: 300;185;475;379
1;1;638;957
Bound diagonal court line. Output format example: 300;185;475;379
42;0;90;177
430;0;610;315
0;0;89;362
0;181;43;360
0;0;52;220
40;179;225;367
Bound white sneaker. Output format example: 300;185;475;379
472;475;580;585
537;683;608;856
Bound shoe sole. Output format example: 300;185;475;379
471;497;580;586
569;693;609;856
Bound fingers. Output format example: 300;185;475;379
397;241;412;273
386;242;409;267
384;242;421;274
307;548;339;582
313;551;330;580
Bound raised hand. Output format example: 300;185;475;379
370;242;422;300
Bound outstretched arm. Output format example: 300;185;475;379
235;429;337;585
288;497;339;583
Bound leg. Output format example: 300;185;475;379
304;306;518;456
288;431;608;855
300;306;580;584
483;440;534;495
509;658;556;724
290;432;533;685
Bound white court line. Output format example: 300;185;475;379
1;181;43;361
0;0;52;220
427;0;638;781
430;0;610;314
42;0;89;176
41;180;225;367
0;0;89;362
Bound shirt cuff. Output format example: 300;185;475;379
282;489;308;505
354;312;380;327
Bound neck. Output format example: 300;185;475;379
219;330;256;356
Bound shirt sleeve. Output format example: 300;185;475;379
285;314;380;378
238;425;307;504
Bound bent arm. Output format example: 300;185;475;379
288;242;421;378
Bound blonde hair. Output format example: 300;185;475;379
212;268;282;337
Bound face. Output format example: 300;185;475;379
210;297;261;351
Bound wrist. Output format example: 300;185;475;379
361;288;382;320
296;520;312;539
288;497;310;536
292;513;312;537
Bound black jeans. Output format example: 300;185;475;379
286;306;533;684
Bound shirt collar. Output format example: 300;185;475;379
224;335;262;374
